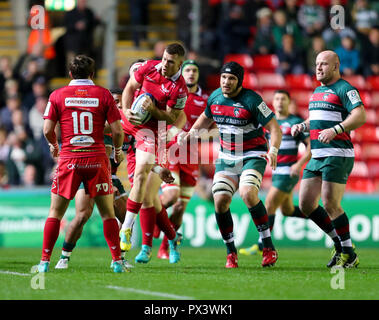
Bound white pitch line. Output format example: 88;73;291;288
0;270;31;277
106;285;195;300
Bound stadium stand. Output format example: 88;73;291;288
0;0;378;195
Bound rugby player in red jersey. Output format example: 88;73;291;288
35;55;127;273
120;43;187;263
155;59;218;259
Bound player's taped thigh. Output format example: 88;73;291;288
179;185;195;202
212;173;237;197
239;169;263;191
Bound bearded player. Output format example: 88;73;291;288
120;43;188;264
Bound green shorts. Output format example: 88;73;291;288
272;174;299;193
302;156;354;184
215;157;267;179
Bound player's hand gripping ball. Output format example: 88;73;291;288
130;93;154;125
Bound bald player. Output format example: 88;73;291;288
291;50;366;268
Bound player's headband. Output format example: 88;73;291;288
182;60;199;73
220;61;244;87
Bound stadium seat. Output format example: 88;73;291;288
206;73;220;92
256;72;285;90
297;106;309;119
290;90;313;109
252;54;279;72
350;161;369;178
364;109;378;126
346;177;375;193
368;162;379;178
359;91;372;109
367;76;379;91
342;75;366;91
242;73;258;90
351;125;379;143
260;89;276;105
371;91;379;109
224;54;254;71
354;143;363;161
362;143;379;161
285;74;313;90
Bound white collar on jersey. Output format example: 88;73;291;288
68;79;95;86
155;62;182;82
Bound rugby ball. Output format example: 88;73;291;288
130;92;153;125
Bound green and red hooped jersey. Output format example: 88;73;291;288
267;115;308;175
204;88;274;161
308;78;363;158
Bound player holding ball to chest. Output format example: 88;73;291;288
120;43;188;264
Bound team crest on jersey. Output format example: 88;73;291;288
323;93;330;100
160;84;170;94
234;108;240;117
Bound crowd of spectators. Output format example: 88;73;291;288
191;0;379;77
1;0;379;189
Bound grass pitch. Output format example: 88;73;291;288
0;247;378;300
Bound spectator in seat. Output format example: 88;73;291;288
218;5;251;60
362;27;379;76
335;36;360;76
272;9;304;50
252;7;275;55
297;0;326;37
0;56;14;108
351;0;378;36
306;35;326;75
282;0;300;24
276;33;305;75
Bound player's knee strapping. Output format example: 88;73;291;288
212;174;236;197
239;169;263;190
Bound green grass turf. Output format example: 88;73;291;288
0;247;378;300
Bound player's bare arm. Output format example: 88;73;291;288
43;119;59;158
166;111;187;142
290;137;311;177
109;120;124;164
318;105;366;144
291;118;310;137
263;117;282;170
121;74;141;115
144;102;185;125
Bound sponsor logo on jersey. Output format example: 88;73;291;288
213;106;222;114
65;97;99;107
257;102;272;118
193;99;205;106
347;89;361;105
75;89;88;96
70;135;95;147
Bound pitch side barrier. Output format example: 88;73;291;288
0;188;378;248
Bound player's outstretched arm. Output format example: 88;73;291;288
263;117;282;170
43;119;59;158
109;120;124;164
318;105;366;144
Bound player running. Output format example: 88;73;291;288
291;50;366;268
120;43;187;264
155;59;218;259
35;55;127;273
181;61;282;268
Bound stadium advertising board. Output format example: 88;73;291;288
0;190;378;248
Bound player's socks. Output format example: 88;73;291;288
41;217;61;261
139;207;156;247
160;221;179;252
249;201;275;250
155;207;176;241
61;241;75;259
332;213;354;255
291;206;308;218
309;206;342;252
122;199;142;230
268;214;275;231
103;218;122;261
215;209;236;254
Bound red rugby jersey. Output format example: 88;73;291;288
43;79;121;158
123;60;188;132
